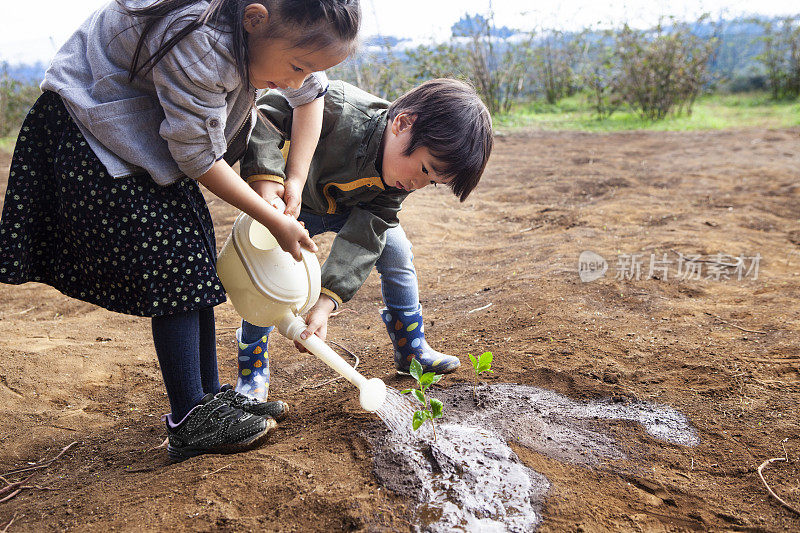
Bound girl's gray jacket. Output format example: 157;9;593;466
41;0;326;186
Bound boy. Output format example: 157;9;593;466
234;78;493;401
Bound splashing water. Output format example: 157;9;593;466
370;386;547;531
416;425;549;532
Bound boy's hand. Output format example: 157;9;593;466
250;179;285;207
282;176;305;218
294;296;336;353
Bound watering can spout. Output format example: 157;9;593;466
277;314;387;412
282;319;387;412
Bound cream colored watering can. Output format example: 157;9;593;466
217;200;387;412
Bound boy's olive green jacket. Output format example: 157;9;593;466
240;80;409;306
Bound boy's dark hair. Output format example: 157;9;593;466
121;0;360;83
387;78;492;202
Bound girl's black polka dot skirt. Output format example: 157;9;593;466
0;91;227;317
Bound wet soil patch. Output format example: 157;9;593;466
441;383;698;463
371;423;549;532
369;383;698;531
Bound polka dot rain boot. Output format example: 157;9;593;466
380;306;460;375
235;327;272;401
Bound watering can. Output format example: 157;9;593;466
216;200;387;412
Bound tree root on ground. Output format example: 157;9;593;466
0;441;77;504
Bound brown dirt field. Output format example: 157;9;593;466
1;127;799;532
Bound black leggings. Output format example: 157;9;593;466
151;307;219;420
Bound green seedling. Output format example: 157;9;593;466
401;359;444;441
468;351;494;400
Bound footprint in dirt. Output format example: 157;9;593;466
369;383;698;532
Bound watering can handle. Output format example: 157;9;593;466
299;248;320;311
269;197;287;214
269;197;321;312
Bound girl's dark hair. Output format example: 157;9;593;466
120;0;360;82
387;79;493;202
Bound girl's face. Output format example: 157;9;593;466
247;37;348;90
243;3;349;90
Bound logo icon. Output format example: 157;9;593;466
579;251;607;282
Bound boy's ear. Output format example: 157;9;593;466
390;112;416;135
243;3;269;34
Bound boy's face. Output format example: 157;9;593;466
381;112;450;192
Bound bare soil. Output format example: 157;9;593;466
1;127;799;532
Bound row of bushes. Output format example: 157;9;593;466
330;14;800;120
758;17;800;99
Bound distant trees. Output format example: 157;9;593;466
610;17;719;119
578;30;622;118
710;19;767;92
755;16;800;99
574;18;719;120
0;64;40;137
329;12;736;122
403;13;531;115
529;30;580;105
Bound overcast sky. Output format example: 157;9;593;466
1;0;797;64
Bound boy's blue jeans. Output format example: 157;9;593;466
240;209;420;342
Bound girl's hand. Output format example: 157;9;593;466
195;160;315;260
271;213;317;261
293;296;336;353
250;179;285;207
250;179;314;259
282;176;305;218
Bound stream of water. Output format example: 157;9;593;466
375;387;424;437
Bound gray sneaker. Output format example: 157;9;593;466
165;392;276;462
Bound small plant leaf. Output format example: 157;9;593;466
431;374;444;384
420;372;435;388
430;398;444;418
400;389;413;394
477;363;491;373
409;359;423;381
468;353;478;368
479;351;493;367
412;410;426;431
413;389;425;404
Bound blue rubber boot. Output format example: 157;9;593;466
380;306;460;375
234;327;272;401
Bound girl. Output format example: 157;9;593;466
0;0;360;461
